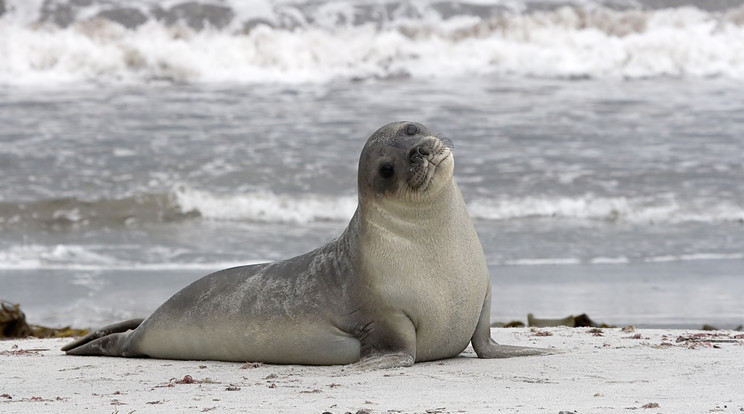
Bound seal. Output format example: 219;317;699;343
62;121;551;367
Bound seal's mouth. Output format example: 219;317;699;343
407;137;452;192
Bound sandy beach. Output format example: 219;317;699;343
3;2;744;414
1;327;742;413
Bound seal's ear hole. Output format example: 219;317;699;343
379;163;395;179
405;124;418;136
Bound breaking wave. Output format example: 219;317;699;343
171;186;358;223
0;193;186;229
1;188;742;227
1;243;741;272
2;0;744;85
173;189;744;225
0;243;261;270
467;194;744;224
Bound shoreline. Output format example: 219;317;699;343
2;327;742;413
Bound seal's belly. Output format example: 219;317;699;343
135;318;361;365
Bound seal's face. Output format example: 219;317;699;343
358;122;454;203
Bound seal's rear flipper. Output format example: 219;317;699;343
61;318;145;356
474;342;561;358
471;288;560;358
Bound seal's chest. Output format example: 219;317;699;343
410;259;487;360
360;199;491;359
365;235;489;360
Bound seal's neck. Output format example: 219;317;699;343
360;179;468;239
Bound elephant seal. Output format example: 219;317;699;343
62;121;550;367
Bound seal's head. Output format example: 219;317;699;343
358;121;454;203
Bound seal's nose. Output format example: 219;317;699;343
409;146;429;164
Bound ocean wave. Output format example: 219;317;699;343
171;186;358;223
0;244;117;270
500;253;744;266
170;188;744;225
1;244;741;272
643;253;744;263
2;189;742;227
0;243;263;271
467;195;744;224
2;1;744;85
0;193;188;229
502;258;582;265
0;189;359;228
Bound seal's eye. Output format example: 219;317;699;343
405;124;418;136
379;163;394;179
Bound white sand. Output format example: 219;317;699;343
1;327;742;413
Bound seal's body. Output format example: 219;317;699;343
63;122;549;366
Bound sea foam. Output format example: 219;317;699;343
2;243;741;272
171;186;358;223
2;2;744;85
0;243;263;271
467;195;744;224
169;186;744;225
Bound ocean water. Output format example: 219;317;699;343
1;0;743;329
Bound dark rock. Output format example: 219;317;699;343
0;301;32;338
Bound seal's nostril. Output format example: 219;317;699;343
418;147;430;156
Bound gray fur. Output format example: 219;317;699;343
62;121;552;365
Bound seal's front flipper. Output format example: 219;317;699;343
61;318;145;357
471;288;557;358
352;352;415;370
354;313;417;370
